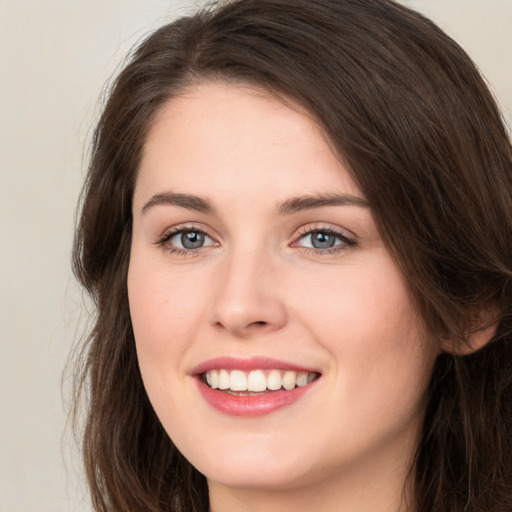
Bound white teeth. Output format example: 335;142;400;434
210;370;219;389
282;370;296;390
296;371;308;387
203;368;317;392
267;369;282;390
229;370;247;391
218;369;230;390
247;370;267;392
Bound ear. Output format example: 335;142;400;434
444;316;498;356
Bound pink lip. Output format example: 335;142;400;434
195;379;317;417
191;356;316;375
192;357;320;417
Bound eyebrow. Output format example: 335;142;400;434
141;191;369;216
277;193;369;215
142;192;215;214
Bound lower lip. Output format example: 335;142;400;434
196;379;317;417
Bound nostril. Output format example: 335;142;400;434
213;319;269;334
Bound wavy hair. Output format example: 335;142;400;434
72;1;512;510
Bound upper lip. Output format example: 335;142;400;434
191;356;319;376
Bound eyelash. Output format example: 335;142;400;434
156;224;213;257
156;224;357;257
293;225;357;254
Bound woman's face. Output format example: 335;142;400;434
128;82;438;494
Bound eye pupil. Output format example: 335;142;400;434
311;231;336;249
181;231;205;249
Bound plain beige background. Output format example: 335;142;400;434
0;1;510;511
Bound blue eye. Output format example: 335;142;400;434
295;228;356;252
307;231;338;249
176;230;206;249
159;227;216;253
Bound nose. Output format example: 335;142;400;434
209;247;287;338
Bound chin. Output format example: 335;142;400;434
183;435;319;491
202;461;315;492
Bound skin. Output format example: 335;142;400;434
128;82;439;512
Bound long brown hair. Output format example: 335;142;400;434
72;1;512;510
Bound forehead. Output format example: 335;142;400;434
135;81;362;206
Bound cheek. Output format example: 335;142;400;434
296;259;433;397
128;254;204;341
300;262;417;346
127;255;202;388
127;258;203;425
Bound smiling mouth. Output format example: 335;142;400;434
201;369;319;394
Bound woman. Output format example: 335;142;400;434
72;0;512;511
